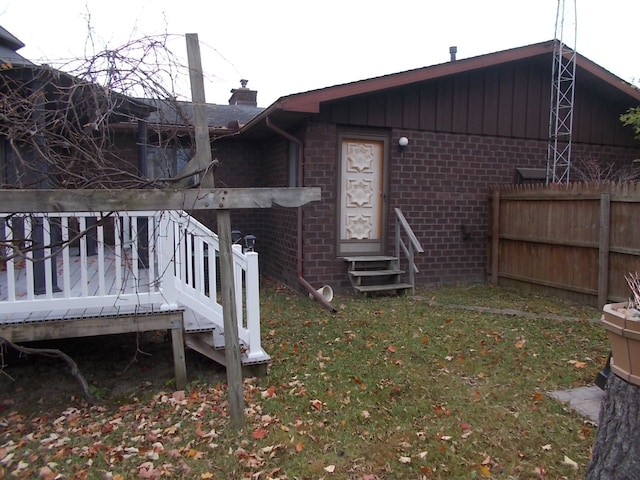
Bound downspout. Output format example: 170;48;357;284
265;116;337;313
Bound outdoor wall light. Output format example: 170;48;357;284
398;136;409;153
244;234;256;252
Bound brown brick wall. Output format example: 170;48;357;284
274;124;640;291
188;123;640;294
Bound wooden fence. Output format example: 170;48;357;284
489;182;640;307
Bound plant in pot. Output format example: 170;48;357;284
601;272;640;385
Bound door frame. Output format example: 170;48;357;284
336;132;390;257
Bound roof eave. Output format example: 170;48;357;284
276;41;558;113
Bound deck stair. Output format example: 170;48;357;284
344;256;413;295
0;210;270;384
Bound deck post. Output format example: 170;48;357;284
170;318;187;390
158;212;179;309
244;251;263;359
217;209;245;429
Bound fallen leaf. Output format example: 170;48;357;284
324;464;335;473
480;464;491;477
295;441;304;453
387;345;397;353
137;462;159;479
261;386;277;398
399;456;411;464
515;339;526;349
541;444;552;451
186;449;204;459
574;361;587;369
310;399;324;411
562;455;579;470
38;466;56;480
252;428;268;440
361;410;371;419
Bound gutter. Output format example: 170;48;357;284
265;116;337;313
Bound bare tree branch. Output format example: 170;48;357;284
0;336;98;404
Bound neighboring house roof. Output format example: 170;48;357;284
140;98;263;131
0;25;33;67
240;39;640;139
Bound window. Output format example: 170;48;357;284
147;144;193;182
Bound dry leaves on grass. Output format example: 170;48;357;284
0;380;287;480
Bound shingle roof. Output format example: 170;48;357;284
139;98;264;129
0;25;33;67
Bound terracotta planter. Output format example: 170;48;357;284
602;302;640;386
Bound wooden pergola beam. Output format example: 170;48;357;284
0;187;321;213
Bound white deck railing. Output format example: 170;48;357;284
0;210;266;363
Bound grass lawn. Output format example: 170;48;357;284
0;282;608;479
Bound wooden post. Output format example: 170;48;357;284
170;318;187;390
186;33;244;429
185;33;215;188
598;192;611;309
217;210;245;428
491;190;500;286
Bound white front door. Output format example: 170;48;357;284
337;136;387;256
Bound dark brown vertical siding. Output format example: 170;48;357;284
573;95;602;143
525;65;545;138
329;100;349;124
452;75;469;132
436;78;453;131
511;67;529;138
368;94;386;126
385;90;404;127
497;65;515;136
419;83;437;130
467;72;485;135
349;96;369;125
317;59;637;145
402;86;421;130
482;69;500;134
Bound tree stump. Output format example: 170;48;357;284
585;373;640;479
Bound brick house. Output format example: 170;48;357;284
4;28;640;299
207;40;640;296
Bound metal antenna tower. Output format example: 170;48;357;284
546;0;577;184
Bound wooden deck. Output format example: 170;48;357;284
0;247;189;389
0;210;269;376
0;246;164;324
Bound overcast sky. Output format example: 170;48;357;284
1;0;638;107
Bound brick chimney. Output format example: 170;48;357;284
228;79;257;106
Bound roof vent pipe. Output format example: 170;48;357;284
449;46;457;61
